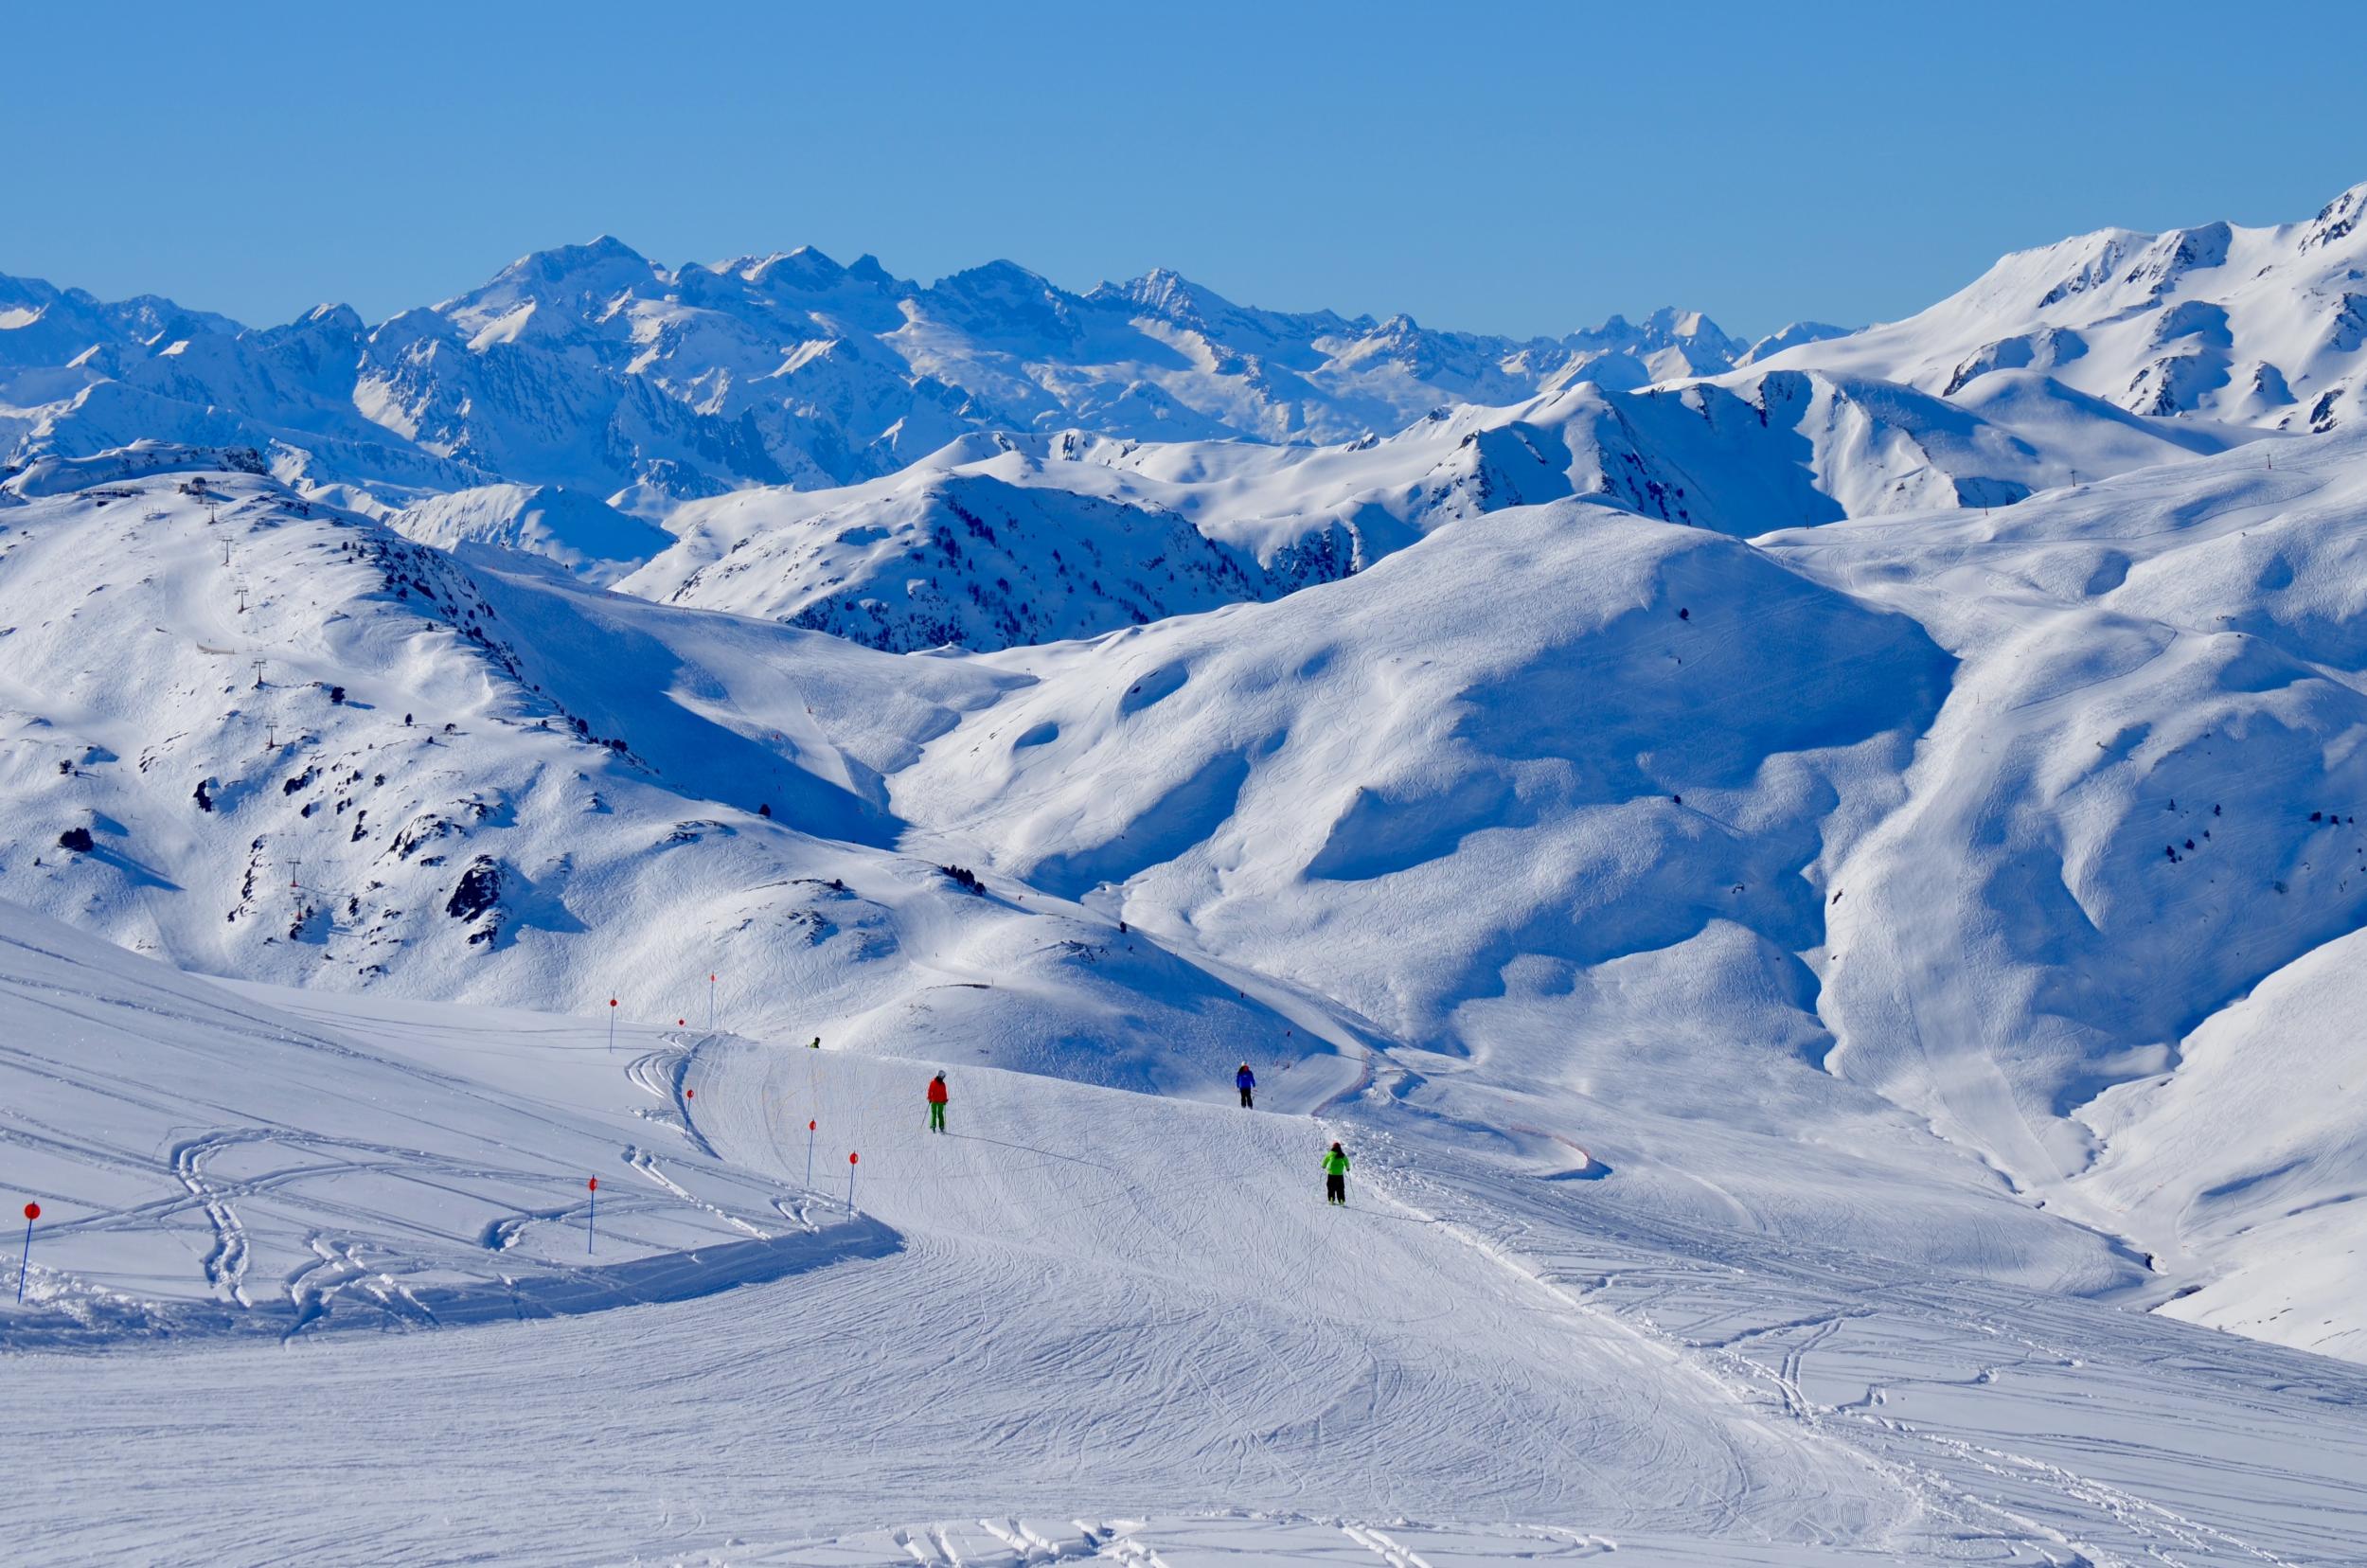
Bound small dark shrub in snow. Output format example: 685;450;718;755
941;864;983;892
58;827;94;853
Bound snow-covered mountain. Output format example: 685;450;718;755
9;184;2360;547
14;419;2367;1369
16;185;2367;1562
2;241;1806;514
385;483;675;585
632;369;2223;650
0;454;1309;1095
1759;182;2367;433
12;184;2358;584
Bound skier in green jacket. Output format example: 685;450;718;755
1322;1141;1350;1206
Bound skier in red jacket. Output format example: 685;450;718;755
926;1071;949;1133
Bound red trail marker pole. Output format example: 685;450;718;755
586;1178;597;1255
607;998;618;1050
17;1203;37;1304
708;973;717;1032
847;1151;859;1216
807;1119;816;1186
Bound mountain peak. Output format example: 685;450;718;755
731;245;851;289
491;236;661;293
2300;179;2367;253
1097;267;1242;327
934;258;1057;294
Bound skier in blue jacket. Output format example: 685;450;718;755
1237;1062;1256;1109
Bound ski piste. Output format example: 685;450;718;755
9;927;2362;1562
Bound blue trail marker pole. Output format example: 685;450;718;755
17;1203;36;1304
586;1178;597;1255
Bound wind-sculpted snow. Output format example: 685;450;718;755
873;432;2367;1356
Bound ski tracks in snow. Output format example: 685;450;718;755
1372;1130;2367;1566
689;1042;1917;1551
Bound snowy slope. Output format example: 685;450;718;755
1745;426;2367;1358
385;482;675;584
0;453;1339;1097
0;902;888;1343
1758;182;2367;434
13;431;2367;1362
868;427;2367;1353
2074;924;2367;1361
629;460;1359;652
9;904;2367;1564
12;186;2367;1562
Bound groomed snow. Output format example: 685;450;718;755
9;904;2366;1564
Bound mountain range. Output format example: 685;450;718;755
6;184;2360;527
12;179;2367;1562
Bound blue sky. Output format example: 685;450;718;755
5;2;2360;339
